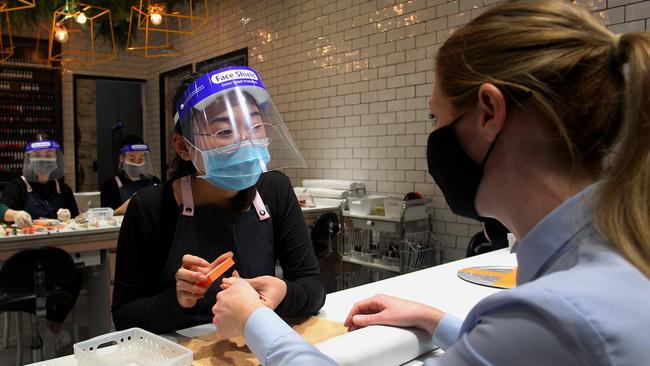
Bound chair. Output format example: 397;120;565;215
0;246;79;364
466;218;510;257
310;212;342;293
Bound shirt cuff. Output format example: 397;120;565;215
432;313;463;350
245;306;296;361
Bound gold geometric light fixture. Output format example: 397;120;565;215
48;1;116;67
0;11;13;61
0;1;36;62
126;0;208;58
0;0;36;12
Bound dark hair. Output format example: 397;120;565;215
437;0;650;277
119;135;145;150
169;72;256;212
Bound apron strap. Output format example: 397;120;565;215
20;176;32;193
21;176;60;194
253;192;270;221
114;176;123;189
181;176;195;217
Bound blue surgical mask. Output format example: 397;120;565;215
198;141;270;191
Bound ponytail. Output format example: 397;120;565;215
595;32;650;277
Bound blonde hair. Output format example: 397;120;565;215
436;0;650;277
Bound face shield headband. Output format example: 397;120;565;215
120;143;150;153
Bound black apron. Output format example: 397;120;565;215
21;176;65;219
114;176;157;203
160;176;275;325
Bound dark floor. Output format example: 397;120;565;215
0;293;91;366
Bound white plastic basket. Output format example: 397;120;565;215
73;327;193;366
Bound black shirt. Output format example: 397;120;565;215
0;177;79;218
100;173;161;209
111;171;326;333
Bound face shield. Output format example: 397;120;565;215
23;140;65;182
119;143;154;181
174;66;305;191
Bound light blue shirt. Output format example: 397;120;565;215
245;184;650;365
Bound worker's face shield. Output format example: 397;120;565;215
174;67;306;184
119;144;154;181
23;140;64;182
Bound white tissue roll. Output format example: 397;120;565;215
302;179;365;191
315;325;436;366
307;187;350;199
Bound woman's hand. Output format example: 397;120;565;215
343;294;445;335
175;252;233;308
212;277;264;339
221;271;288;310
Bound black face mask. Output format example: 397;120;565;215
426;119;498;220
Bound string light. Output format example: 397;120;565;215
54;23;68;43
75;12;86;24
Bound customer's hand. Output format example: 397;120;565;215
56;208;71;221
175;252;233;308
13;210;33;227
343;294;445;335
212;277;264;339
221;271;287;310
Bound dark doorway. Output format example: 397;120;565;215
73;76;146;192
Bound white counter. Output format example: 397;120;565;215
29;249;516;365
322;248;516;323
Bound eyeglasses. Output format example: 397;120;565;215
193;122;275;154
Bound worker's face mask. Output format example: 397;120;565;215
124;161;146;181
30;158;58;177
188;139;270;191
426;115;498;221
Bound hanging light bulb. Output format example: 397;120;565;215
75;12;87;24
54;23;69;43
150;12;162;25
148;4;165;26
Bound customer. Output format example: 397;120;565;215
211;1;650;365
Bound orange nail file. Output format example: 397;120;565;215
198;257;235;287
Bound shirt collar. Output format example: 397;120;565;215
515;183;598;285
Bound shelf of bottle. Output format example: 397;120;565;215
0;61;55;70
0;113;55;118
0;77;56;83
0;99;56;106
0;88;55;95
0;124;56;129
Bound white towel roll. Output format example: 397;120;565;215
307;187;350;199
302;179;365;191
315;325;437;366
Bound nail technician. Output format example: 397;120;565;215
111;67;326;334
1;139;79;226
100;135;160;215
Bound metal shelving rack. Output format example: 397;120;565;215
339;200;439;283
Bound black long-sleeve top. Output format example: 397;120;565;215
100;173;161;209
111;171;325;334
0;177;79;218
